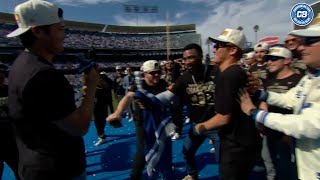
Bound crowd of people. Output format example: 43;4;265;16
0;0;320;180
0;23;199;49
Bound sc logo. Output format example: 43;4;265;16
291;3;314;26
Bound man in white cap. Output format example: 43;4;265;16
260;46;303;180
107;60;171;180
198;28;262;179
239;25;320;180
7;0;99;179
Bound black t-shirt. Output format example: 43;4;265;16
264;73;303;139
96;74;113;102
0;84;9;123
215;65;261;148
114;73;125;95
171;65;219;123
9;51;85;177
249;63;270;84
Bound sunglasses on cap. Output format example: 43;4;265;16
147;71;161;76
301;37;320;46
265;56;284;62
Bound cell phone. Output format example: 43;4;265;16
109;120;123;128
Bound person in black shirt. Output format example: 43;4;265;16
114;66;126;104
93;71;114;146
170;43;220;180
6;1;99;179
0;64;20;180
197;29;262;180
107;60;171;180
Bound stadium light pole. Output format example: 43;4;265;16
123;5;159;26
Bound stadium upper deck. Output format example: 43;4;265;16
0;12;201;50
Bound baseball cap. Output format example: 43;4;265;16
289;25;320;37
115;66;122;70
254;42;269;51
209;28;247;49
141;60;160;72
7;0;63;38
245;52;255;59
265;47;292;59
160;61;167;66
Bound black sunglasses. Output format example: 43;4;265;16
302;37;320;46
147;71;161;76
265;56;284;62
213;43;235;49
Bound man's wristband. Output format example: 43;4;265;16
249;108;259;118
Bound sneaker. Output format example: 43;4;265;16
94;138;107;146
185;116;190;123
125;113;130;119
182;174;198;180
171;132;180;141
209;147;215;153
128;117;134;122
253;165;265;172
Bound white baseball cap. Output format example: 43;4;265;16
265;47;292;59
7;0;63;38
141;60;160;72
254;42;269;51
160;61;167;66
115;66;122;70
209;28;247;49
245;52;255;59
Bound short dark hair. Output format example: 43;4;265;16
19;25;51;48
183;43;203;58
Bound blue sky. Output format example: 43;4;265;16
0;0;317;52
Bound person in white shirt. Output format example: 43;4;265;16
239;26;320;180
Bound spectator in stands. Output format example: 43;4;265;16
93;71;114;146
0;63;20;180
7;1;99;179
239;25;320;180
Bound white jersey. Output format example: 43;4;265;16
256;72;320;180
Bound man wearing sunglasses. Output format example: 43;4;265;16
285;34;306;74
195;28;262;180
261;46;303;180
107;60;170;180
239;26;320;180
